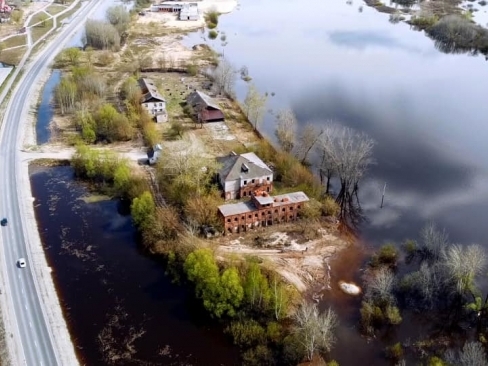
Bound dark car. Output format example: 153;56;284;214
0;218;7;227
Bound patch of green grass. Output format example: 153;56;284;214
31;19;54;44
0;46;26;66
46;4;67;16
1;35;26;49
80;194;111;203
28;12;51;27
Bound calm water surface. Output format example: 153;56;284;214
30;166;240;365
183;0;488;363
36;70;60;145
184;0;488;246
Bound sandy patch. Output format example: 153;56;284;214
204;121;236;140
217;225;350;293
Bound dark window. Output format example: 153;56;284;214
244;180;247;185
267;187;270;192
274;209;278;213
248;215;252;219
255;214;258;217
290;207;294;211
282;208;285;212
227;219;231;222
290;215;293;219
297;205;301;209
241;216;245;220
268;211;271;214
234;217;238;221
252;179;255;183
262;212;265;216
267;176;270;181
243;191;247;197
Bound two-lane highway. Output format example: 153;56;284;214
0;1;105;365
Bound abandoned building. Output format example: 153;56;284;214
151;1;199;20
217;152;273;200
138;78;167;120
186;90;225;123
218;190;309;234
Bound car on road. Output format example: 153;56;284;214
17;258;26;268
0;218;7;226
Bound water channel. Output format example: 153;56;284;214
31;0;488;364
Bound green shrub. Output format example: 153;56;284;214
410;15;438;28
208;30;218;40
370;243;398;268
207;22;217;29
322;196;340;217
226;320;266;347
427;356;448;366
386;342;403;361
204;10;219;25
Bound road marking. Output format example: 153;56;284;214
24;304;28;311
34;340;38;348
21;288;24;294
29;322;32;329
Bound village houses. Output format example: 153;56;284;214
186;90;225;123
216;152;309;234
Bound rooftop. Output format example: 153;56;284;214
272;191;310;206
217;152;272;182
218;201;255;216
253;194;274;205
187;90;221;111
139;78;166;103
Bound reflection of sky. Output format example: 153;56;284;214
184;0;488;244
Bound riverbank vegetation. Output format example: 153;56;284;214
366;0;488;56
360;224;488;364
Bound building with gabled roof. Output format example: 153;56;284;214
217;152;273;200
138;78;166;117
186;90;225;123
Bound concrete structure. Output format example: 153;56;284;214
179;3;199;20
217;152;273;200
151;1;199;20
0;66;13;88
218;190;309;234
186;90;225;123
138;78;166;118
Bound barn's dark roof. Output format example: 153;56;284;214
138;78;165;103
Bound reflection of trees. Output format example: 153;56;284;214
316;123;375;225
426;15;488;57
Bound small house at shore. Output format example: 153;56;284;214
186;90;225;123
138;78;167;121
148;144;163;165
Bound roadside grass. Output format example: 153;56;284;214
28;12;50;27
46;4;67;16
0;46;26;65
1;35;27;49
31;19;54;44
0;304;9;366
56;2;82;24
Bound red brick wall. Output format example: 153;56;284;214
221;200;304;234
239;182;273;198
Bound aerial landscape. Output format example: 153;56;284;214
1;0;488;365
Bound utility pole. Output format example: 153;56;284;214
380;182;387;209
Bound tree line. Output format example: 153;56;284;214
84;5;131;51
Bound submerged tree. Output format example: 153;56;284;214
274;108;297;153
316;123;375;214
292;301;338;361
243;83;267;131
212;57;235;96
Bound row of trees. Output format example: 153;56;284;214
361;224;488;364
275;109;375;216
84;6;130;51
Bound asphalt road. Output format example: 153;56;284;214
0;1;104;365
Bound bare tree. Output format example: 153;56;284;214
55;77;77;115
85;20;121;51
212;57;235;96
293;301;338;361
418;223;449;263
442;244;486;296
243;83;267;131
445;341;488;366
365;267;395;304
317;123;375;210
275;108;296;153
295;123;323;164
106;5;130;35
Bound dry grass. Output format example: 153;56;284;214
56;2;82;24
31;19;54;44
1;34;26;49
46;4;67;16
0;22;19;40
28;11;50;27
0;304;9;366
0;46;26;65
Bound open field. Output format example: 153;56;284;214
46;4;68;16
1;34;26;49
28;11;50;27
0;46;26;65
56;2;82;24
31;19;53;44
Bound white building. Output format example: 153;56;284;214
138;78;167;119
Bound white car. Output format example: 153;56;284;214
17;258;26;268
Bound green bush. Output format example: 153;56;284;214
322;196;340;217
370;243;398;268
208;30;218;40
207;22;217;29
226;320;266;347
386;342;403;361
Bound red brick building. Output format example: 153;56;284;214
218;190;309;234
